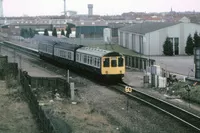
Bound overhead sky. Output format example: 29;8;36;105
3;0;200;16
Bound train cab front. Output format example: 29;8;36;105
101;54;125;82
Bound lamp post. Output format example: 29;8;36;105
149;33;151;66
139;20;145;71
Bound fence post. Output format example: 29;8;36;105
67;69;69;83
70;82;75;101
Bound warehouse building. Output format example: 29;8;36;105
118;22;200;55
75;21;108;38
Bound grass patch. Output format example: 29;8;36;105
168;82;200;104
5;75;19;89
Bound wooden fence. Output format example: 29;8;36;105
20;70;71;133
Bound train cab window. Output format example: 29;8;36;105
111;60;117;67
103;58;110;67
118;57;124;67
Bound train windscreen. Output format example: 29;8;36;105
118;57;123;67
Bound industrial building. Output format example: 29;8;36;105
75;21;108;38
118;22;200;55
107;22;134;44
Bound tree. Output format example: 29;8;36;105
193;31;200;47
61;29;65;36
163;37;173;56
29;28;34;38
52;28;57;37
66;23;75;38
23;29;29;38
20;28;25;38
44;29;49;36
185;34;194;55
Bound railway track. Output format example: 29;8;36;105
2;40;200;132
110;83;200;132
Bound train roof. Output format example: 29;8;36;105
76;47;122;57
34;35;69;43
34;34;83;50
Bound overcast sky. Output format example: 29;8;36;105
3;0;200;16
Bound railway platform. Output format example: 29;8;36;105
0;45;62;78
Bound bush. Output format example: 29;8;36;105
169;82;200;104
163;37;173;56
185;34;194;55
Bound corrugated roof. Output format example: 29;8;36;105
76;47;112;57
108;23;134;29
119;22;180;34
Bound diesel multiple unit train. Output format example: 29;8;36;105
35;35;125;81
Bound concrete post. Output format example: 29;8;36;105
70;82;75;101
67;69;69;83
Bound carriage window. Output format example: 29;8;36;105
103;58;110;67
89;57;92;65
47;45;52;53
94;58;97;66
68;52;71;59
83;55;87;63
76;53;79;61
111;60;117;67
118;57;124;67
97;58;100;67
87;55;90;64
